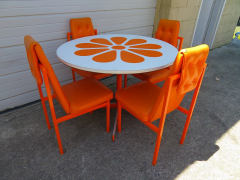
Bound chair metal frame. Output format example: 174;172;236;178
118;64;206;165
38;63;110;154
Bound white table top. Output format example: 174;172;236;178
57;34;178;74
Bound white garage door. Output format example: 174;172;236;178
0;0;156;112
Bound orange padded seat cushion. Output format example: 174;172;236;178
70;17;95;39
59;77;113;114
72;68;111;80
133;68;170;83
155;19;180;48
115;81;161;122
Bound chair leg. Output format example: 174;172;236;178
152;129;163;166
151;77;173;165
37;85;51;129
180;115;192;145
117;102;121;132
152;116;166;165
41;99;51;130
124;74;127;87
53;121;64;154
179;69;204;145
152;104;168;165
106;101;110;133
41;66;64;154
180;90;199;144
72;68;76;82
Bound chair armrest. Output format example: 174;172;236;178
178;37;184;51
94;29;97;35
67;32;72;41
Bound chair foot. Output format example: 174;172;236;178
179;139;184;145
112;135;115;141
60;149;64;154
152;160;157;166
179;115;192;145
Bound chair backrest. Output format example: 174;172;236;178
24;35;43;85
149;44;209;121
24;36;70;114
70;17;95;40
155;19;180;48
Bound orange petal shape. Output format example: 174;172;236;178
111;37;127;45
75;49;108;56
121;50;144;63
90;38;113;45
125;39;147;46
76;43;108;48
130;44;162;49
92;50;117;63
112;45;125;50
128;49;162;57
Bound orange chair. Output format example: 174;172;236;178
124;19;184;86
24;35;113;154
67;17;111;81
115;44;209;165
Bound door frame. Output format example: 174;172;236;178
191;0;226;49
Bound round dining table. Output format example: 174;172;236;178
57;34;178;140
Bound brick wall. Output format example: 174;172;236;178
212;0;240;49
153;0;171;34
169;0;201;48
153;0;201;49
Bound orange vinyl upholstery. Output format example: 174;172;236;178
34;41;70;114
116;52;184;122
61;78;113;114
155;19;180;48
33;37;113;114
115;44;209;165
115;81;162;122
24;35;113;154
67;17;111;81
24;36;43;86
131;19;184;85
177;47;209;95
24;35;51;129
70;17;95;39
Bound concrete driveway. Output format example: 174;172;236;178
1;40;240;179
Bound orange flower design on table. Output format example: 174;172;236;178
74;37;163;63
